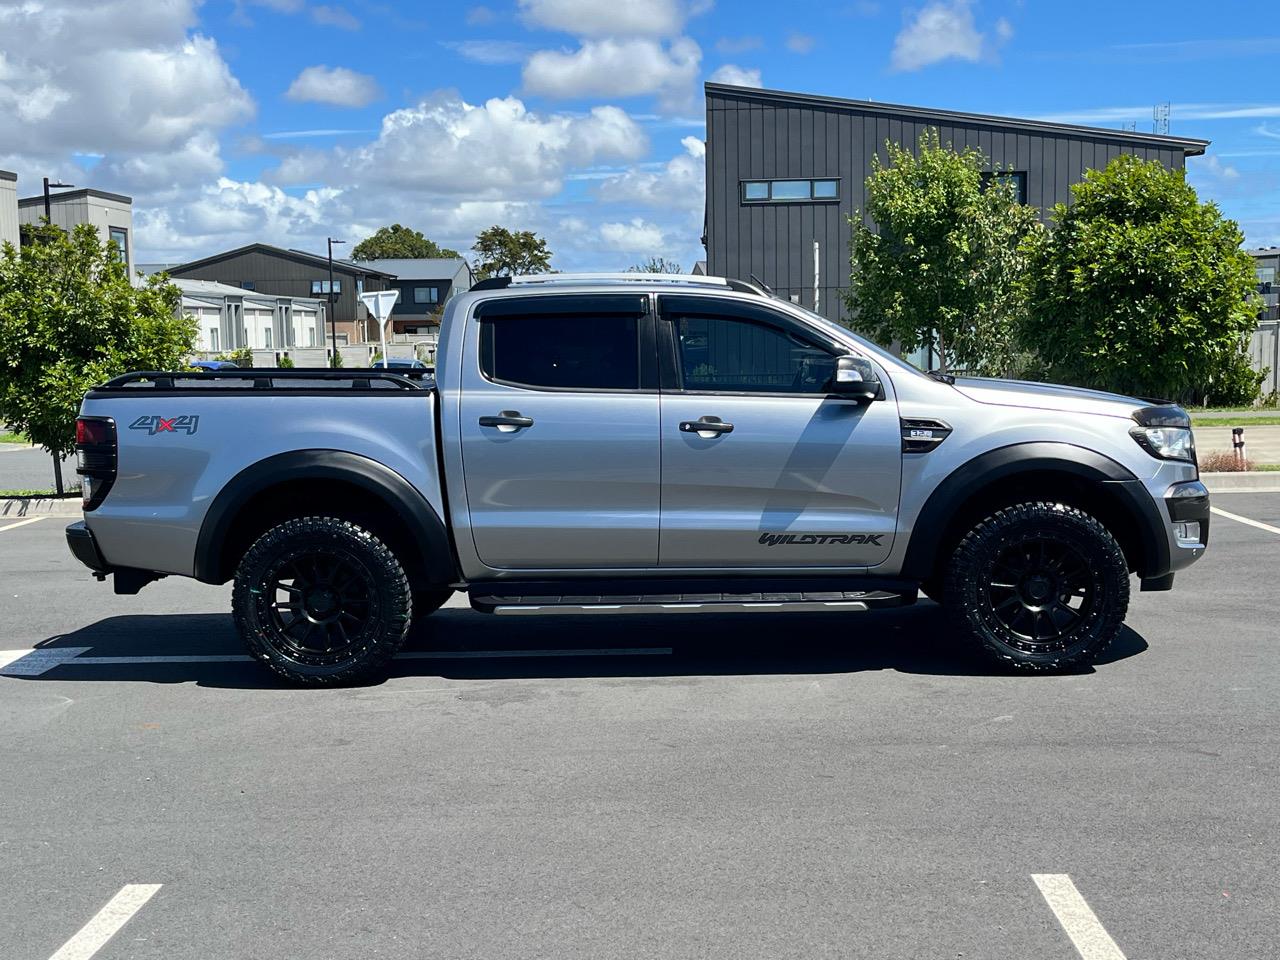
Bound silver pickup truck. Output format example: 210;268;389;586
65;273;1209;684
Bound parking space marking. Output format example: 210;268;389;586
1211;506;1280;537
0;516;45;533
0;646;673;676
1032;874;1127;960
48;883;162;960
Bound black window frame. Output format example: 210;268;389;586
474;293;657;394
740;178;841;204
108;226;129;269
657;295;847;398
979;170;1029;205
310;279;342;295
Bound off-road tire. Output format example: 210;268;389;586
232;516;412;686
943;501;1129;672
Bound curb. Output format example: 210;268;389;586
0;497;84;518
1200;472;1280;494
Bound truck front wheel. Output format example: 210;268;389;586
232;516;412;685
943;501;1130;672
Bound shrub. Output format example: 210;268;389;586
1198;450;1254;472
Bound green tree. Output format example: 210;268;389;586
626;257;683;274
1021;155;1261;405
0;223;195;494
471;226;552;280
351;224;460;261
844;129;1042;375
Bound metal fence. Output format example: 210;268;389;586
1251;322;1279;396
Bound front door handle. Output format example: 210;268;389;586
680;415;734;437
479;410;534;432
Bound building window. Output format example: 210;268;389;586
480;314;640;390
740;179;841;203
413;286;439;304
108;227;128;269
980;171;1029;205
307;327;316;347
264;328;272;349
311;279;341;295
1257;266;1275;295
242;281;255;291
209;328;220;352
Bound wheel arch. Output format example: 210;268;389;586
901;442;1169;583
194;450;456;587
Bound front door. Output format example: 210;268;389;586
459;294;660;570
657;295;902;568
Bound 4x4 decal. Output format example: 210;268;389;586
129;415;200;436
758;533;885;547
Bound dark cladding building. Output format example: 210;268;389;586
703;82;1210;323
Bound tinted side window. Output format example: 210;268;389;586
480;313;640;390
674;316;835;393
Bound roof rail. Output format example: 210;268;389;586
488;273;731;288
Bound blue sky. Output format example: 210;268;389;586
1;0;1276;269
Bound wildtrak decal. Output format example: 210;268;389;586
129;414;200;436
758;533;885;547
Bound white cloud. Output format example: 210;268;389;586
311;5;360;30
890;0;1010;72
445;40;532;64
523;37;701;110
599;218;667;252
708;64;762;87
0;1;252;160
286;66;381;108
271;94;648;201
716;36;762;54
598;135;704;210
1189;154;1240;183
786;33;816;54
518;0;691;37
1035;103;1280;125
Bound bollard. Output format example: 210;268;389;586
1232;426;1246;463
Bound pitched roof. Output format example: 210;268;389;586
705;83;1210;157
168;242;399;279
364;257;472;282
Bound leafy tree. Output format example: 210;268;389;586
278;354;295;368
0;223;195;494
844;129;1042;375
626;257;683;274
351;224;460;261
1021;155;1261;405
471;226;552;280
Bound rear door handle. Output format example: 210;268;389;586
680;416;734;437
479;410;534;432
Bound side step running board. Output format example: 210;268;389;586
470;589;912;616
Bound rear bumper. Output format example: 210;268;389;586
65;520;109;573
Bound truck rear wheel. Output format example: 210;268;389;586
943;501;1129;672
232;516;412;686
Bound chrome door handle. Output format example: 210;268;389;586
680;416;734;437
479;410;534;432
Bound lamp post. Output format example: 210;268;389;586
43;177;75;225
327;237;345;365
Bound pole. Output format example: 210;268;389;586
327;238;338;364
812;239;820;315
52;450;64;497
43;177;51;223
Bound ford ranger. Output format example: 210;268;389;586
65;273;1209;684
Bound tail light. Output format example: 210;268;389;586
75;416;117;510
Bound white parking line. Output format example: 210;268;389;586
1211;506;1280;537
1032;874;1126;960
0;516;45;533
0;646;673;676
48;884;162;960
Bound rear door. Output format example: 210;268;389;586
657;295;901;568
459;293;660;569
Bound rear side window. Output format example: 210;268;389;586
480;313;640;390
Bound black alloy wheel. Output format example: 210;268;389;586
944;501;1130;672
233;516;413;685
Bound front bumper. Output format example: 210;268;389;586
1139;479;1209;591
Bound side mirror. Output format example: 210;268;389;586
830;355;883;401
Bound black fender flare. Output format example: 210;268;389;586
899;442;1169;581
194;450;454;585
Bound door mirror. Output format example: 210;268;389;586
830;356;883;401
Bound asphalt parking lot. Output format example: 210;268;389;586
2;495;1278;960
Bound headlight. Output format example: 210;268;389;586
1130;425;1196;462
